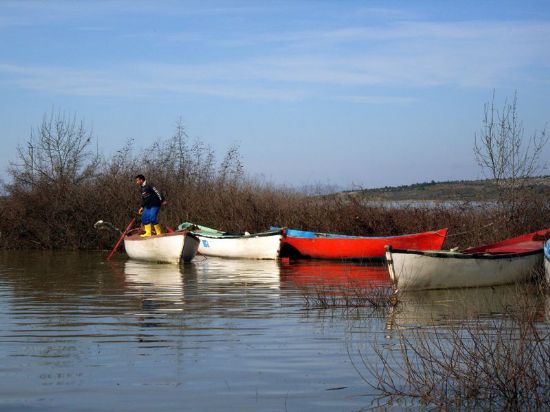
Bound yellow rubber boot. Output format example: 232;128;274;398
154;224;162;235
140;224;152;237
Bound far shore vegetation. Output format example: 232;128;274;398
0;91;548;251
347;175;550;202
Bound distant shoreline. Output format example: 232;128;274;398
342;176;550;202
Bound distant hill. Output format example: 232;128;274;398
344;176;550;202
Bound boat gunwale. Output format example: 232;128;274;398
462;228;550;254
125;230;195;241
189;229;283;240
386;246;543;260
282;227;448;240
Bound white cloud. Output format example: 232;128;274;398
1;16;549;100
0;63;309;101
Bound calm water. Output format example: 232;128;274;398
0;251;548;411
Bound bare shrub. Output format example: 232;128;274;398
474;91;549;234
359;290;550;410
1;110;548;250
474;91;548;187
9;109;99;188
301;282;396;311
1;110;103;249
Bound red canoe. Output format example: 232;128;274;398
463;229;550;254
280;228;448;260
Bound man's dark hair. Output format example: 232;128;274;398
135;174;146;180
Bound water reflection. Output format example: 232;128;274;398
387;283;549;329
193;257;281;290
0;251;548;412
121;257;284;320
124;260;186;314
280;260;391;289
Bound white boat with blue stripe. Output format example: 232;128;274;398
178;222;282;260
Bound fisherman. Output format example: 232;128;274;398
134;174;165;237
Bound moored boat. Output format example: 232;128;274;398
545;239;550;285
178;222;283;259
386;229;550;291
279;228;448;260
124;231;199;264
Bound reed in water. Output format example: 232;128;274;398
355;283;550;410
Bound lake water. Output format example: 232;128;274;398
0;251;548;411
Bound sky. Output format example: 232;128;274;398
1;0;549;189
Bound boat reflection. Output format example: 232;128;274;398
280;260;392;289
193;257;281;290
386;283;548;329
124;260;187;313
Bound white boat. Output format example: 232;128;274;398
178;222;282;259
197;231;282;259
386;248;542;291
545;240;550;285
124;231;199;264
386;229;549;291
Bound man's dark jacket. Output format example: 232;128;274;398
140;182;164;208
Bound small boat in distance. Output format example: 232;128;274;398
544;239;550;285
178;222;283;259
124;230;199;264
278;227;447;260
386;229;550;291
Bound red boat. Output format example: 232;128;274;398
279;227;448;260
462;229;550;254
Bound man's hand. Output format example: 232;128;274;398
138;207;143;215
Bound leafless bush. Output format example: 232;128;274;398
474;91;548;186
358;291;550;410
1;111;548;250
300;282;396;311
9;109;100;188
474;91;549;232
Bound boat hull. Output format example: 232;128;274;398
124;232;199;264
545;240;550;285
386;248;543;291
197;232;282;259
281;228;447;260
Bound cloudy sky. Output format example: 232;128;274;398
1;0;549;188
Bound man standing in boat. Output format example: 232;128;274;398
134;174;165;237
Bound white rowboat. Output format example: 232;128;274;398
386;229;549;291
178;222;282;259
386;248;542;291
124;232;199;264
196;231;282;259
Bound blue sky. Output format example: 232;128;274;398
1;0;549;188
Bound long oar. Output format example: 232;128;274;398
106;218;136;261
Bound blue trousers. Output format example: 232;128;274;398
141;207;160;224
